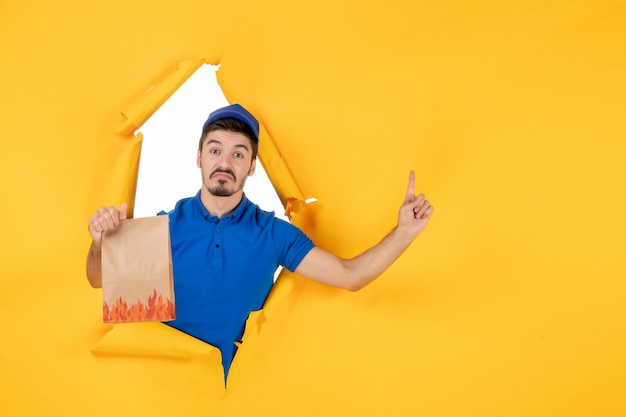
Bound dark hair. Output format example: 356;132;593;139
198;118;258;159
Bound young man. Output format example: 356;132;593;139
86;104;433;377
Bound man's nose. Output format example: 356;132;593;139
216;153;233;168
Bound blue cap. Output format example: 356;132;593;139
201;104;260;143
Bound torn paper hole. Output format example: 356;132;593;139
133;64;288;224
133;64;290;280
285;197;319;219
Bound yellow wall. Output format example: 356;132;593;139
1;1;624;416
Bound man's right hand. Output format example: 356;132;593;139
88;202;128;249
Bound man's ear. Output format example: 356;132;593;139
248;158;257;176
197;150;202;168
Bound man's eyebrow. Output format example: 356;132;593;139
234;143;250;152
205;138;250;152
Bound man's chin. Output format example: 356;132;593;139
208;187;235;197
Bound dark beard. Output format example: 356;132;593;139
207;180;235;197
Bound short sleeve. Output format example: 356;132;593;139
271;218;315;272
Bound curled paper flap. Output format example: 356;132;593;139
285;197;318;220
260;270;299;320
115;58;205;135
104;133;143;217
257;125;317;219
88;321;218;360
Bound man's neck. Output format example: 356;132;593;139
199;188;244;219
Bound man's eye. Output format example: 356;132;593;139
234;153;244;158
209;149;219;155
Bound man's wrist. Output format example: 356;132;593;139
390;225;415;248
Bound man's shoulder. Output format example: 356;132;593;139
159;194;199;219
245;199;298;223
241;199;303;232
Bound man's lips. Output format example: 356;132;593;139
211;170;235;181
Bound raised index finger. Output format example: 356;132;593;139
405;170;416;203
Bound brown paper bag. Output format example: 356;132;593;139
101;215;175;323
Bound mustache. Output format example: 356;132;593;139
210;168;236;181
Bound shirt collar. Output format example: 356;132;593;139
192;190;249;223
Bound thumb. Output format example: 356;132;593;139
119;202;128;220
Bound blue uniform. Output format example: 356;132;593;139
161;192;314;377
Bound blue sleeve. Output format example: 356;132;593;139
272;218;315;272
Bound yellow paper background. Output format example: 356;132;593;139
1;1;625;416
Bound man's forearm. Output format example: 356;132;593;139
295;226;415;292
342;226;414;289
86;242;103;288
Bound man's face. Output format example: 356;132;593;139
197;129;256;197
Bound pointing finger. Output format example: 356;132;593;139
405;170;416;203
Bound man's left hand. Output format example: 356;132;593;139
397;170;434;240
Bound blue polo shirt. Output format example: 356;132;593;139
161;192;314;377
